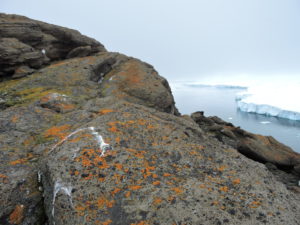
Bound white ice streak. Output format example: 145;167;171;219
48;127;88;153
71;147;81;160
48;127;111;156
98;73;104;84
52;181;73;224
37;171;42;183
89;127;111;156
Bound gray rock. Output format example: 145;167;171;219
0;13;106;80
66;45;92;58
12;65;35;78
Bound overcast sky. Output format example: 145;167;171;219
2;0;300;82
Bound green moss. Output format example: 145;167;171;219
0;86;69;108
34;134;52;145
0;79;21;91
50;113;64;124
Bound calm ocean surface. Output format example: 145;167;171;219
172;84;300;153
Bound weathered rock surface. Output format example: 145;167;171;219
0;13;106;80
0;14;299;225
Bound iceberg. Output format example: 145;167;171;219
236;83;300;121
171;75;300;121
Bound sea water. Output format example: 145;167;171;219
172;84;300;153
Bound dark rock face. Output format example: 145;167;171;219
0;13;106;80
0;15;299;225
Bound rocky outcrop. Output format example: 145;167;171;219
0;13;106;80
191;111;300;188
0;14;299;225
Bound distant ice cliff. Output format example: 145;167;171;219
236;84;300;121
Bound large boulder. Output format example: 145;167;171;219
191;111;300;185
0;13;106;80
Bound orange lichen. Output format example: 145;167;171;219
56;103;75;111
232;178;241;185
219;186;228;192
256;135;271;145
130;221;149;225
99;109;115;115
102;219;113;225
9;205;25;224
125;191;131;198
166;181;174;186
75;205;86;212
189;150;198;156
199;184;206;189
134;151;145;159
129;185;142;191
217;165;227;172
115;136;121;144
97;196;115;209
153;198;163;205
48;61;69;68
212;201;220;206
108;126;118;132
147;124;155;129
111;188;122;196
9;158;28;165
171;187;183;194
152;174;158;179
0;174;8;179
23;137;34;146
83;173;93;180
69;133;92;143
11;115;19;123
167;196;175;202
44;124;71;140
152;181;161;186
163;173;172;177
74;204;87;216
114;163;123;171
40;95;51;103
249;201;261;208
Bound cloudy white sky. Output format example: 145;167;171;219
2;0;300;82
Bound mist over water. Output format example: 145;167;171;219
171;75;300;153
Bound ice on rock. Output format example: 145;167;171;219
48;127;111;156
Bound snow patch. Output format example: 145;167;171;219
98;73;104;84
52;181;73;224
89;127;112;156
260;121;271;124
